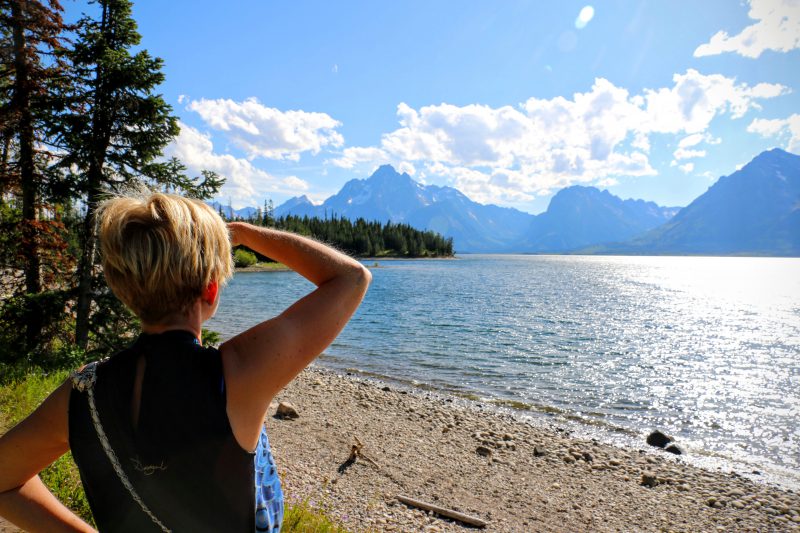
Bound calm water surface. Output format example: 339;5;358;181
208;255;800;488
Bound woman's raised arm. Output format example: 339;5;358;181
221;223;371;450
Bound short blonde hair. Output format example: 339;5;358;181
97;192;233;324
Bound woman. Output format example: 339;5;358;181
0;192;371;532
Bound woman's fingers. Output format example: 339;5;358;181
227;222;242;247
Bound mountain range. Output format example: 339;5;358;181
235;148;799;256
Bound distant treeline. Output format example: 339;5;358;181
224;207;454;258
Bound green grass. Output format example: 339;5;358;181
282;498;349;532
0;370;95;524
0;372;350;532
238;261;291;271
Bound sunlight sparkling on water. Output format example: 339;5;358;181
208;255;800;487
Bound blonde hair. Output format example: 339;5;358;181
96;192;233;324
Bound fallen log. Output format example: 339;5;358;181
396;494;488;528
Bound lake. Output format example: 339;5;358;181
207;255;800;488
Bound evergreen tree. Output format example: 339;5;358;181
55;0;220;349
0;0;68;350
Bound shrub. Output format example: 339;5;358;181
234;248;257;268
201;328;222;347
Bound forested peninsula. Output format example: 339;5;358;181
223;208;454;261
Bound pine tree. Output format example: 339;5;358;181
54;0;205;349
1;0;68;350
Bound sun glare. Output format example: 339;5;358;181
575;5;595;29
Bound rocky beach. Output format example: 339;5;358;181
266;366;800;532
2;363;799;533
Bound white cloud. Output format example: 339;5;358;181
425;163;536;204
671;133;719;165
679;162;695;173
331;70;785;205
678;133;706;148
186;97;343;161
694;0;800;58
329;146;389;169
640;70;788;134
748;113;800;153
674;148;707;160
396;161;417;176
596;177;619;187
166;122;311;207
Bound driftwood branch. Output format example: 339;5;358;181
338;436;379;474
397;494;488;528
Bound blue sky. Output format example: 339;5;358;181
68;1;800;213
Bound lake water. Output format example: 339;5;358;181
208;255;800;488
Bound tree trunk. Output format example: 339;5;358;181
11;0;43;351
74;171;101;350
74;3;110;350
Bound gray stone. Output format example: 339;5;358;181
533;446;547;457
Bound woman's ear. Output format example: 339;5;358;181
202;281;219;305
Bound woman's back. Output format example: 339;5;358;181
69;330;281;532
0;194;369;532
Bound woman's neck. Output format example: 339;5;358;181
140;301;205;343
141;322;202;342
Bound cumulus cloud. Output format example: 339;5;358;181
425;163;536;204
678;163;695;173
186;97;343;161
640;70;788;134
747;113;800;153
330;70;786;205
694;0;800;58
165;122;310;206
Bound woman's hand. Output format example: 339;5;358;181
227;222;242;247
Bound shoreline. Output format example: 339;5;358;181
235;256;456;273
267;366;800;532
317;361;799;493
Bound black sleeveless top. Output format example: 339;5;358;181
68;331;256;532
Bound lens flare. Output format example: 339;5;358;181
575;5;595;29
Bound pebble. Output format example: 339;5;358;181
476;446;492;457
641;473;659;488
276;401;299;419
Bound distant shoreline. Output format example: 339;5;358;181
235;256;456;273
